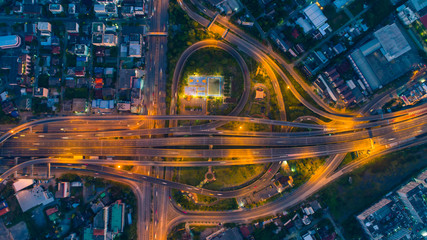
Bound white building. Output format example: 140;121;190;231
16;186;54;212
38;22;52;36
56;182;70;198
0;35;21;49
13;179;34;192
34;87;49;98
302;4;331;35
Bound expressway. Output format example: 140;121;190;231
6;134;426;234
5;112;426;148
1;102;426;144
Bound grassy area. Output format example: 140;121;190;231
177;167;208;186
172;189;238;211
323;5;350;30
347;0;366;16
167;1;219;113
362;0;394;28
288;157;326;187
196;194;217;204
179;48;244;115
319;143;427;239
205;164;267;190
217;121;272;132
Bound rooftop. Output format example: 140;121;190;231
373;23;411;62
15;185;54;212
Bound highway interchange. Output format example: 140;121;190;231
0;1;426;239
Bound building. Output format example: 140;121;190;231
74;44;89;56
45;206;60;222
22;4;42;15
15;186;54;212
373;23;411;62
184;76;223;97
91;99;114;109
68;4;76;15
357;197;415;240
94;3;117;16
357;198;393;240
118;69;144;89
65;22;79;34
302;4;331;34
117;102;131;111
56;182;71;198
109;200;125;233
49;4;63;14
333;0;353;9
13;179;34;192
92;23;118;46
409;0;427;12
397;4;418;26
397;181;427;224
348;23;415;92
18;54;31;76
72;98;86;113
0;35;21;49
38;22;52;36
34;88;49;98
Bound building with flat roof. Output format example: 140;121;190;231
373;23;411;62
13;179;34;192
184;76;223;97
65;22;79;33
15;186;54;212
0;35;21;49
357;198;394;240
348;23;418;92
56;182;71;198
409;0;427;11
92;23;118;46
38;22;52;36
397;181;427;224
109;200;125;233
49;4;63;14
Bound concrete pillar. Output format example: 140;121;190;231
47;163;51;179
31;164;34;177
14;157;18;177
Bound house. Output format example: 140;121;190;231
45;206;60;222
49;4;63;14
117;102;131;111
22;4;42;16
34;88;49;98
0;207;10;217
74;44;89;56
65;22;79;34
38;22;52;36
68;4;76;15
